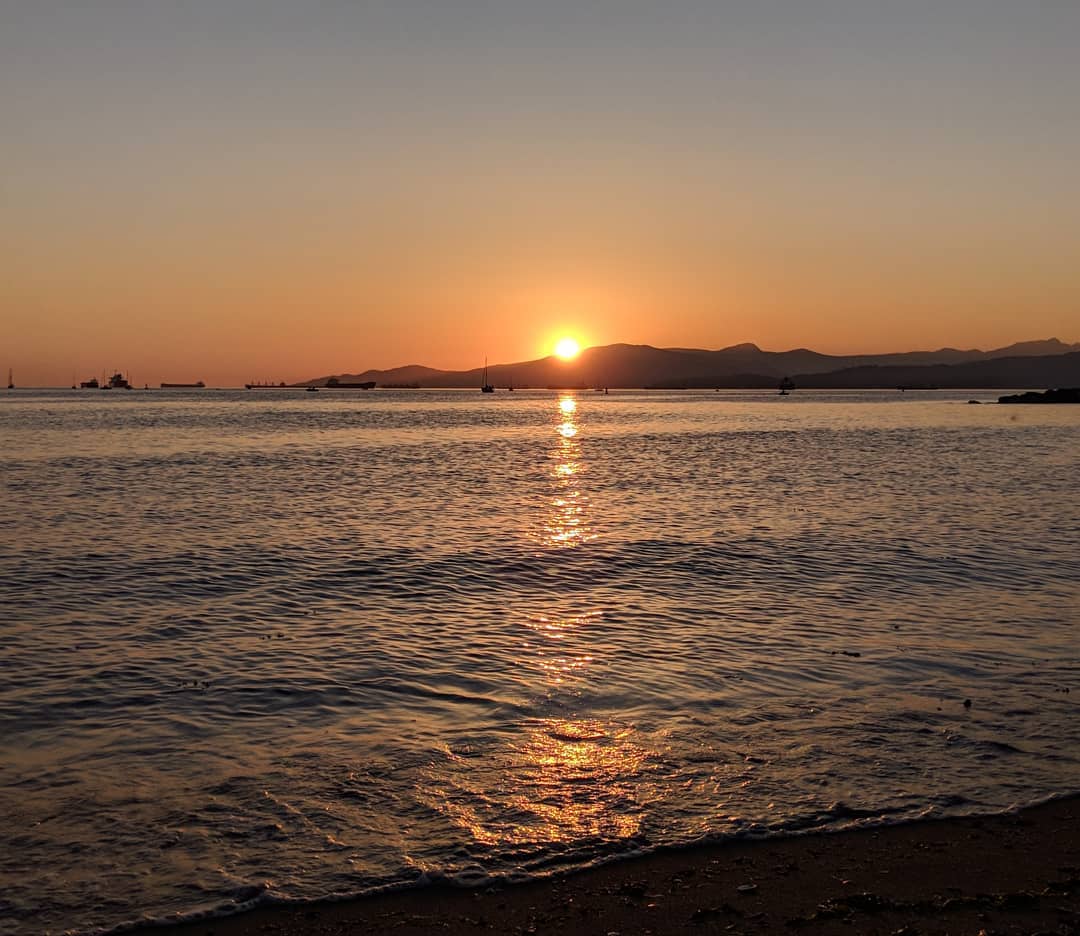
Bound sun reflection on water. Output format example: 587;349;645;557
423;394;657;854
523;612;599;688
432;717;650;848
544;395;594;548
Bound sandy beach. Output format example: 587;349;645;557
135;796;1079;936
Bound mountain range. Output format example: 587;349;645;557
304;338;1080;390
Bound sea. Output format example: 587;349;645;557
1;388;1077;935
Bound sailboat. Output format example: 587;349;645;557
480;358;494;393
778;376;795;395
6;368;13;390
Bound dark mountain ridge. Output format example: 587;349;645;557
304;338;1080;389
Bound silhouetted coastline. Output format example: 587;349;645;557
999;387;1080;404
307;339;1080;391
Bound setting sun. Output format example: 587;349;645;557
554;337;581;360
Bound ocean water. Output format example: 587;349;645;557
1;388;1077;935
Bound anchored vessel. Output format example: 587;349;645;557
102;372;132;390
160;381;205;388
325;378;376;389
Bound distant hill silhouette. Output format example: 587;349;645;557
793;352;1080;390
303;338;1080;390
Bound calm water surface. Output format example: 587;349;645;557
1;389;1078;934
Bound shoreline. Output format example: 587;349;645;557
131;795;1080;936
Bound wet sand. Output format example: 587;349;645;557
132;796;1080;936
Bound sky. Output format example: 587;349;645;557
2;0;1078;386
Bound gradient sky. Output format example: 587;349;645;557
3;0;1078;385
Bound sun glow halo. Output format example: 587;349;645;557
554;337;581;360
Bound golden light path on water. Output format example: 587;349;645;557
429;395;653;850
544;396;594;549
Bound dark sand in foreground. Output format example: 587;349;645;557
137;797;1079;936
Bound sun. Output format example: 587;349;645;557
554;337;581;360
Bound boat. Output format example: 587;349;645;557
160;381;205;388
245;381;288;389
103;372;132;390
778;376;795;395
6;368;13;390
79;377;99;389
306;386;319;392
325;378;376;389
481;358;494;393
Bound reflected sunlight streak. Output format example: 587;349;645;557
544;396;594;548
523;612;600;687
435;718;650;847
423;393;656;853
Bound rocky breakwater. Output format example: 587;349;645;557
999;387;1080;404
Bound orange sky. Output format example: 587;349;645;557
3;2;1078;386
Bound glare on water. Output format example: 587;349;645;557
542;395;594;548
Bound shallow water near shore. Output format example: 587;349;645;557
1;389;1078;935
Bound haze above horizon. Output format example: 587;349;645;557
3;1;1079;387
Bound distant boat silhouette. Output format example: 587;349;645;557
326;378;376;389
79;377;99;389
481;358;494;393
778;376;795;395
103;372;132;390
6;368;13;390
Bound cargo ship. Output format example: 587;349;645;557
160;381;206;388
102;372;132;390
325;378;376;389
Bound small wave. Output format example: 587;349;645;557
72;791;1080;936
